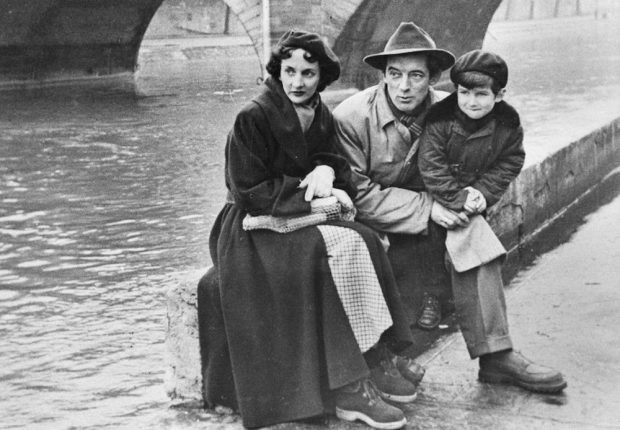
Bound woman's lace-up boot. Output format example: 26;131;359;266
335;379;407;429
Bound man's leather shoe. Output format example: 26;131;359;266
479;350;567;393
417;293;441;330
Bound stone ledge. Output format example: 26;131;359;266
165;269;205;403
165;115;620;405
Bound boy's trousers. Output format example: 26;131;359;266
387;222;513;358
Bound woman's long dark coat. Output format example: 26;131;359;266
200;77;412;428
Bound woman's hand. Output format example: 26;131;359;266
299;165;335;201
331;188;354;212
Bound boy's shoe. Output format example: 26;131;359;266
417;293;441;330
335;379;407;430
370;354;418;403
479;350;567;393
392;354;426;386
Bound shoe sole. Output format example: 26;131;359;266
335;407;406;430
417;321;440;330
478;369;568;393
376;390;417;403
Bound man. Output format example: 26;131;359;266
333;22;566;393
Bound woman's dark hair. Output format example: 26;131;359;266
453;71;502;94
266;45;338;92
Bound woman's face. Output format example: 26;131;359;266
280;48;320;104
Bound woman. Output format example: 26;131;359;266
200;30;414;429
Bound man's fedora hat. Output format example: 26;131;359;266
363;22;455;72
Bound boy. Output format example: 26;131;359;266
416;49;525;331
418;49;525;216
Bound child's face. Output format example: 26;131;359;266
457;85;504;120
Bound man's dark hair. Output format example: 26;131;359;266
266;46;337;92
426;55;443;80
382;53;443;81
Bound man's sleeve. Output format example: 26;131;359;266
333;111;432;234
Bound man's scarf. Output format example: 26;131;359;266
385;85;432;142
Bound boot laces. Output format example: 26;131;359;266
361;379;381;406
378;344;400;376
423;294;439;308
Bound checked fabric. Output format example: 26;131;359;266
317;225;393;352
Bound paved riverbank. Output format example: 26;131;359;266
139;35;255;62
405;170;620;430
165;170;620;430
160;14;620;429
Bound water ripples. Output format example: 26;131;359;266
1;15;620;429
0;50;262;429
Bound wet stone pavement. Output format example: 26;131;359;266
396;172;620;430
172;173;620;430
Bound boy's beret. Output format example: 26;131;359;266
450;50;508;89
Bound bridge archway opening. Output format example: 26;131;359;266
135;0;265;93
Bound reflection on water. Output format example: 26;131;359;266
0;52;262;429
483;14;620;161
0;14;619;430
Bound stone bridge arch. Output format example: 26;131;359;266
0;0;502;88
216;0;365;72
332;0;503;89
219;0;502;88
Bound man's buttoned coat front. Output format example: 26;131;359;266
333;84;447;234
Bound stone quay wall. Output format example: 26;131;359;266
165;114;620;404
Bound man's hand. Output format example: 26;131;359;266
430;201;469;230
299;165;335;201
331;188;354;212
463;186;487;214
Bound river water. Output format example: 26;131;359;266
1;14;619;430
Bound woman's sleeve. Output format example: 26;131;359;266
418;122;468;210
306;108;355;196
310;148;355;196
226;107;311;216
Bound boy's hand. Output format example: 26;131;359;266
464;186;487;214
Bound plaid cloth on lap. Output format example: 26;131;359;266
317;225;393;352
242;196;356;233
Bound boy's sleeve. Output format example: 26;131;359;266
473;125;525;207
418;121;469;211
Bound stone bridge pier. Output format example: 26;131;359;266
0;0;501;89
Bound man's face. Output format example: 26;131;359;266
384;54;436;114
